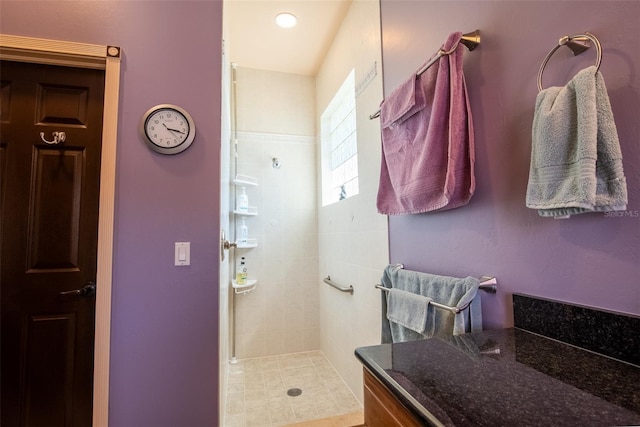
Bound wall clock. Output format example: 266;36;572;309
140;104;196;154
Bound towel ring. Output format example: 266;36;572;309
537;32;602;92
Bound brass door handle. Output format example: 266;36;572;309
220;230;236;262
223;240;237;250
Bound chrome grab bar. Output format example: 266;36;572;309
323;276;354;295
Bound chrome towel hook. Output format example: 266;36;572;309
40;131;66;145
537;32;603;92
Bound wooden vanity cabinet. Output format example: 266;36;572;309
363;368;423;427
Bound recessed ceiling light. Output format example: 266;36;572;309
275;12;297;29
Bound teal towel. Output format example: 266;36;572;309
380;265;481;343
386;288;433;335
526;66;628;217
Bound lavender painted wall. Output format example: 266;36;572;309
380;0;640;329
1;1;223;425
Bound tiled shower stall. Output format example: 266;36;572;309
232;69;320;359
224;1;388;425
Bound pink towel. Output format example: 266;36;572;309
376;32;475;215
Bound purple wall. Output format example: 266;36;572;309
2;0;638;421
380;0;640;329
1;1;223;425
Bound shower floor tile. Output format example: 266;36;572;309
224;351;362;427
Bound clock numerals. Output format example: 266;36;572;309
141;104;196;155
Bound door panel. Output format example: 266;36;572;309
28;147;84;271
22;313;77;427
36;83;89;125
1;60;104;427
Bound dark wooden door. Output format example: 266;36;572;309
1;60;105;427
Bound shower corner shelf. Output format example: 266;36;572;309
233;206;258;216
233;174;258;187
236;238;258;249
232;279;257;294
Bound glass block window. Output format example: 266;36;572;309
321;69;359;206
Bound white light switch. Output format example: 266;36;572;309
175;242;190;266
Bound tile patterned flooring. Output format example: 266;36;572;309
224;351;362;427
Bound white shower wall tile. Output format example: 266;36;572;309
315;0;387;407
284;304;304;326
263;331;286;357
232;128;318;359
236;332;264;359
279;257;299;282
301;258;317;277
303;328;321;349
262;257;286;283
235;68;315;136
358;267;384;312
303;308;320;331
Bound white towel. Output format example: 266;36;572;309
526;66;628;218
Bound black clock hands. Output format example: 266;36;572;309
142;104;195;154
163;123;186;135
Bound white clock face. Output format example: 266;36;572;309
140;104;196;154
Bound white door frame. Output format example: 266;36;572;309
0;34;120;427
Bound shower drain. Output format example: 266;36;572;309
287;388;303;397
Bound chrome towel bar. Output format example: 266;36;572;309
323;276;354;295
369;29;480;120
375;274;497;314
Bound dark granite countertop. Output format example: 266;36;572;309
355;328;640;426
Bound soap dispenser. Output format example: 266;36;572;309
236;257;247;284
238;187;249;213
238;218;248;245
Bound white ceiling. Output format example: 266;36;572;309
224;0;353;76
